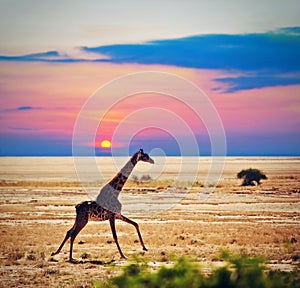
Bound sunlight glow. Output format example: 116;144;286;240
100;139;111;148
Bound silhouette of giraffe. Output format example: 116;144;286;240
51;149;154;262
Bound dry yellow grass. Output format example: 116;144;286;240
0;157;299;287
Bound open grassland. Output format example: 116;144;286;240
0;157;299;287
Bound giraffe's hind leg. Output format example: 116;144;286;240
51;216;88;262
68;217;88;262
51;228;72;257
116;214;148;252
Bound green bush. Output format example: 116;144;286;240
92;252;299;288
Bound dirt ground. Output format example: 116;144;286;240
0;157;299;287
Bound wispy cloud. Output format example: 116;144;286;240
8;127;38;131
215;73;300;93
2;106;42;113
17;106;34;111
0;51;61;62
0;48;110;62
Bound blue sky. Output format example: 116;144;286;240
1;0;300;55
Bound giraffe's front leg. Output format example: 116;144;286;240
109;217;126;259
116;214;148;252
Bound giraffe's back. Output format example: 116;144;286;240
76;201;112;221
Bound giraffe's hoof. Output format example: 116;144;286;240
51;252;56;256
143;247;148;252
70;258;79;264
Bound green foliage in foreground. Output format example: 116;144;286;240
92;252;299;288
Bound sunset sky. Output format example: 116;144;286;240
0;0;300;156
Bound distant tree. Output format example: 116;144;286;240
237;168;267;186
131;174;152;184
131;175;139;184
140;174;152;182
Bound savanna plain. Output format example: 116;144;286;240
0;157;299;287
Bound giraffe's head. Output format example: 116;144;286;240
136;149;154;164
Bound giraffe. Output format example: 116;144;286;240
51;149;154;262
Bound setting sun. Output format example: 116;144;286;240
100;139;112;148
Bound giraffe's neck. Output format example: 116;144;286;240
108;154;138;191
